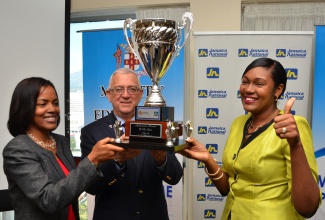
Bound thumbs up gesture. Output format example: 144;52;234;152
273;98;300;146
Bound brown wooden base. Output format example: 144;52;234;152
112;139;187;152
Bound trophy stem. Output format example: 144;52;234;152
144;83;166;107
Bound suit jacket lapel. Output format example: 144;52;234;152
106;111;119;138
55;137;75;171
40;136;75;180
40;148;66;179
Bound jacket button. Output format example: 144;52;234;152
138;189;143;194
108;179;117;186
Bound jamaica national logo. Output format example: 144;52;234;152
208;126;226;135
198;126;208;134
198;90;208;98
198;49;208;57
204;209;216;218
197;194;206;201
238;48;269;57
205;177;215;187
198;90;227;98
197;161;205;168
276;49;286;57
206;144;218;154
206;108;219;118
285;68;298;80
209;49;228;57
287;49;307;58
238;48;249;57
206;68;219;78
237;90;241;98
284;91;304;100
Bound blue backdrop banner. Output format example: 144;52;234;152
312;25;325;218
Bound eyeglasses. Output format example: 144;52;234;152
109;87;142;95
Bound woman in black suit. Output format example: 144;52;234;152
3;77;124;220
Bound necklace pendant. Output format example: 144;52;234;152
247;109;279;135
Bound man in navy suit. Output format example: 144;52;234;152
80;68;183;220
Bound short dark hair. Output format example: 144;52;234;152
242;58;287;97
7;77;60;137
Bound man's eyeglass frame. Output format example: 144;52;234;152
108;87;142;95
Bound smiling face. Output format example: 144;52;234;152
27;86;60;135
106;72;143;121
240;66;283;116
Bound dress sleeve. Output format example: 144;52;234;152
282;116;319;193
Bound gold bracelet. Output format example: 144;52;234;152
210;172;224;181
204;166;220;177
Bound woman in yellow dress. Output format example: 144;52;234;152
179;58;321;220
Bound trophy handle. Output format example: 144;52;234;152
176;12;194;54
123;18;137;57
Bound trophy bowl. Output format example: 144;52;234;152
123;12;193;107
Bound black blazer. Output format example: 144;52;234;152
80;112;183;220
3;134;102;220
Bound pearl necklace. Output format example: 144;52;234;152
247;109;279;135
27;133;56;150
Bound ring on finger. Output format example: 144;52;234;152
282;127;287;134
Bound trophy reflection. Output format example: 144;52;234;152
121;12;193;150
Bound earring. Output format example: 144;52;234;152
275;96;278;101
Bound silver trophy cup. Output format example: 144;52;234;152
123;12;193;107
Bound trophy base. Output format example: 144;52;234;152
113;139;187;152
125;120;182;139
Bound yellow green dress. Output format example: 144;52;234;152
221;112;319;220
